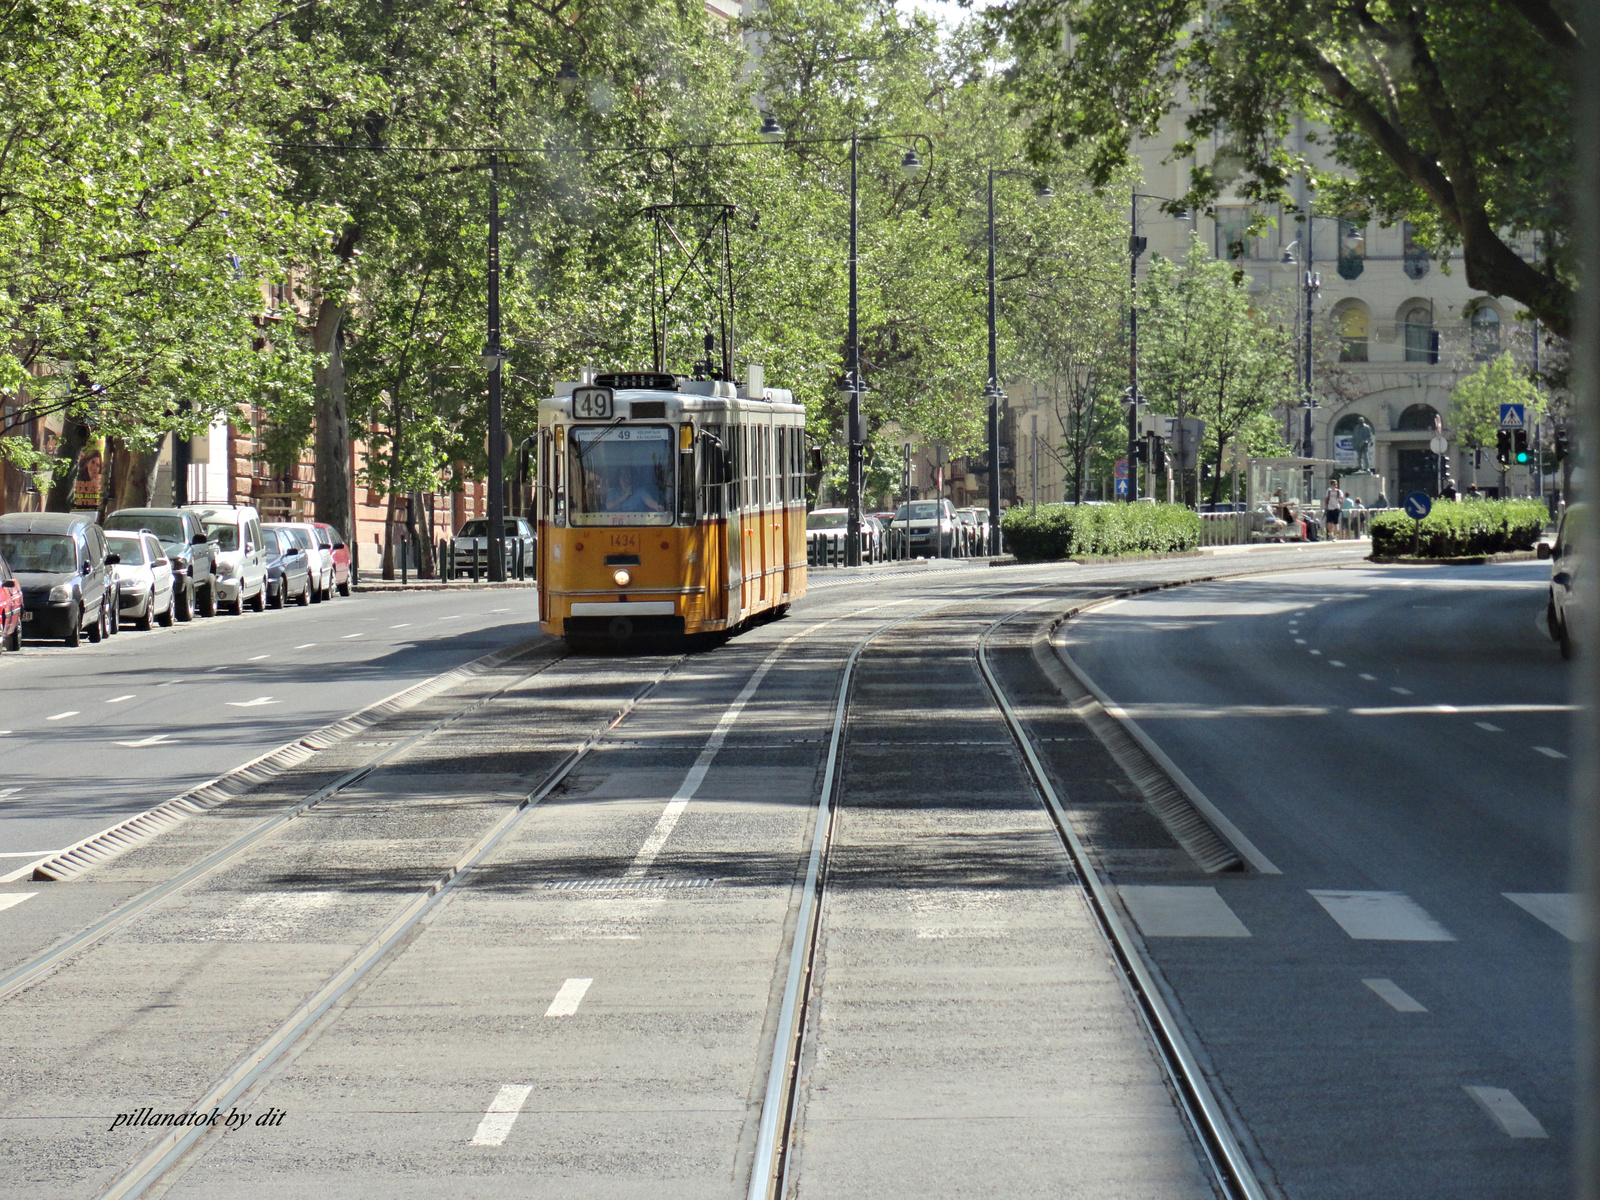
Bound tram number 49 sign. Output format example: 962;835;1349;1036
572;386;615;419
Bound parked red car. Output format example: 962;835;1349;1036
0;549;21;652
312;522;352;596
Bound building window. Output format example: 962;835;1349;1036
1396;403;1441;431
1403;222;1430;280
1403;304;1435;363
1337;220;1365;280
1470;306;1501;360
1338;305;1370;362
1215;206;1254;260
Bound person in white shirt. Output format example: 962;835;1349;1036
1324;480;1346;539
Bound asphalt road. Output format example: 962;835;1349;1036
0;588;542;868
1061;560;1573;1200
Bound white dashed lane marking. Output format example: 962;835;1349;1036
1504;893;1581;941
1309;649;1321;656
249;654;270;661
1390;686;1412;695
294;643;317;649
1309;890;1454;941
470;1084;534;1147
115;733;179;748
544;977;594;1017
342;632;363;639
391;623;411;628
1475;721;1503;732
1328;660;1345;667
1363;978;1427;1012
1294;638;1306;645
0;787;20;799
1359;673;1377;681
225;697;279;708
0;893;37;913
1118;886;1252;938
1533;746;1568;759
1464;1086;1548;1138
106;695;135;704
45;712;77;721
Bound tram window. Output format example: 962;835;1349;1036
539;430;550;521
553;426;566;526
567;424;674;526
678;424;696;524
776;428;786;503
766;426;774;506
700;424;724;518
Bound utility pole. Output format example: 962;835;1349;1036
1128;189;1146;502
846;135;863;568
484;24;506;582
985;167;1003;549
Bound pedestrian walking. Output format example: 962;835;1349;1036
1323;479;1346;539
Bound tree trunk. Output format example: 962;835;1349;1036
408;491;435;578
101;440;162;521
381;486;398;580
312;296;352;547
45;416;90;512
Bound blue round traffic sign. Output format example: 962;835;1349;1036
1403;491;1433;520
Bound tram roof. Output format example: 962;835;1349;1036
541;381;802;416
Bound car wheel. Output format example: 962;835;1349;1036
250;583;266;613
1559;613;1575;661
65;604;82;647
87;602;103;643
227;593;243;615
1548;596;1562;643
297;578;311;606
157;590;175;627
338;579;350;597
107;598;119;635
174;582;193;622
6;622;18;652
199;582;217;617
135;599;153;631
270;579;285;609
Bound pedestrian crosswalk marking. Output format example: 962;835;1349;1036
1118;886;1251;938
1309;890;1454;941
1504;893;1581;941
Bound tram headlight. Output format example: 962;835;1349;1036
612;568;631;587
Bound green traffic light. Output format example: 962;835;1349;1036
1516;452;1530;463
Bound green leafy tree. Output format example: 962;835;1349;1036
998;0;1577;337
1449;351;1542;462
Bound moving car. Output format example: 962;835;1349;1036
958;507;991;556
105;529;176;630
182;504;268;613
0;511;115;646
1549;503;1584;661
103;507;218;620
893;499;960;558
0;551;21;652
450;517;536;579
264;527;313;608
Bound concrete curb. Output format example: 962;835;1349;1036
351;579;538;592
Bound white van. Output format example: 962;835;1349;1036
182;504;268;613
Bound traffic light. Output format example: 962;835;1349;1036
1496;429;1512;467
1555;427;1570;462
1512;429;1529;465
1131;438;1147;463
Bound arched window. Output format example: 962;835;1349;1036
1397;403;1441;431
1337;220;1365;280
1338;305;1369;362
1333;414;1377;472
1470;306;1501;360
1404;304;1435;363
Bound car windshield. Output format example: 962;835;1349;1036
106;514;184;542
897;503;941;521
568;425;673;526
204;522;239;551
105;535;149;565
271;526;313;549
807;511;847;530
0;532;75;572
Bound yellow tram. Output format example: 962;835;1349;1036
536;369;808;646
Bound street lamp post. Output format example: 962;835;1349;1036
846;135;863;567
1125;192;1189;502
483;25;507;582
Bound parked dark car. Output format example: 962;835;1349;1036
0;550;21;652
450;517;536;579
0;511;115;646
104;507;218;620
264;527;313;608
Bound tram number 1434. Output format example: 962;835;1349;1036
572;387;614;420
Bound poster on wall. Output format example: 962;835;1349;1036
72;434;105;510
1334;434;1357;468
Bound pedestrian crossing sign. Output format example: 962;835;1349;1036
1499;403;1526;429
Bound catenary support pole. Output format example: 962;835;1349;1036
846;135;862;568
485;28;506;583
986;167;1002;549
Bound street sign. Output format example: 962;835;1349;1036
1403;491;1433;521
1115;476;1130;498
1499;403;1526;429
1114;459;1129;480
1429;434;1448;455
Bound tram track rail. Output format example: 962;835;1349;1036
746;578;1277;1200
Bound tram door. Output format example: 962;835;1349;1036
726;423;743;624
699;424;727;624
757;422;771;604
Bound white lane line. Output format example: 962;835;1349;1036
225;697;279;708
1390;686;1412;695
342;632;363;639
390;623;412;629
1475;721;1503;732
207;665;229;672
1118;886;1252;938
1533;745;1568;759
1309;890;1454;941
1504;893;1581;941
294;643;317;650
115;733;179;748
470;1084;534;1147
106;695;135;704
439;615;461;620
1294;610;1306;616
625;645;791;878
1294;638;1307;645
1359;673;1377;682
1363;978;1427;1012
0;892;38;912
1328;660;1345;667
1309;649;1322;656
45;711;78;721
1352;703;1564;716
0;787;21;799
1464;1086;1548;1138
248;654;270;661
544;977;593;1017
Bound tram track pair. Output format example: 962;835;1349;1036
747;583;1273;1200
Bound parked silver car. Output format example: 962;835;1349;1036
105;530;176;630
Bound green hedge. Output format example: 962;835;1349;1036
1002;502;1201;562
1369;498;1548;558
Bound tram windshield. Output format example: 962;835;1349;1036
568;425;675;526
